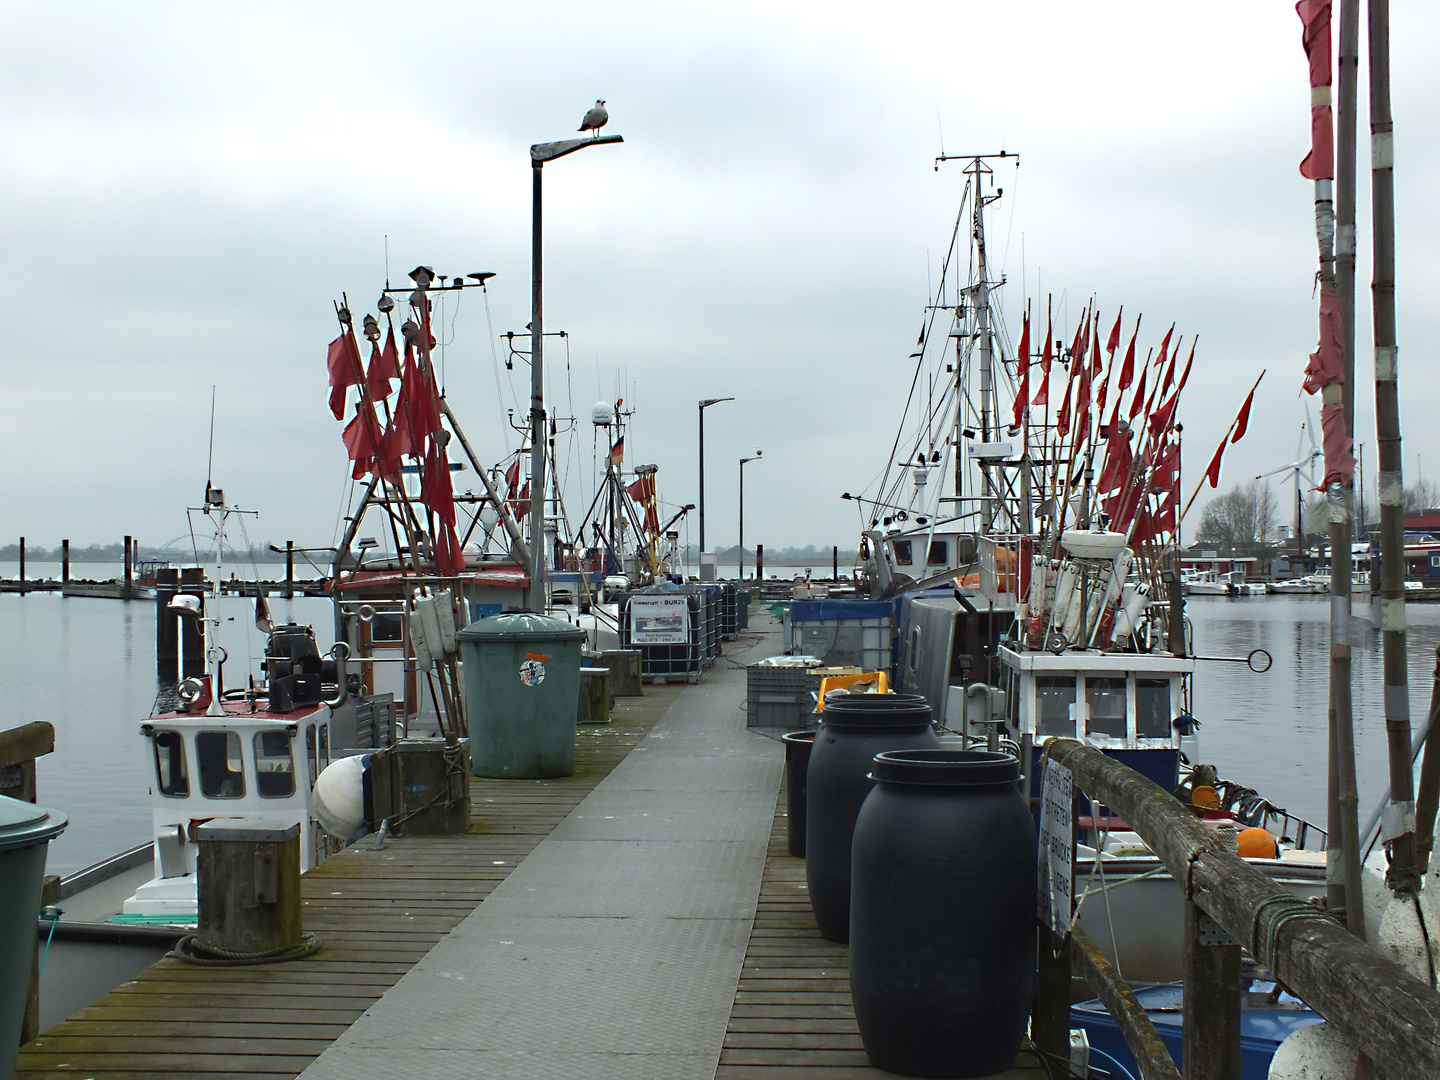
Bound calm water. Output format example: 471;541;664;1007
2;582;333;875
4;584;1439;876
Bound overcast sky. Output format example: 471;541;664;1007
2;2;1437;556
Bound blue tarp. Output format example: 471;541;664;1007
789;599;895;623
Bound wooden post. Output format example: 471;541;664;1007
18;536;24;593
756;544;764;581
1031;928;1072;1069
155;568;180;683
832;545;839;581
1182;901;1242;1080
195;822;303;955
61;539;69;584
122;534;133;600
285;540;295;599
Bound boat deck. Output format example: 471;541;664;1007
18;616;1043;1079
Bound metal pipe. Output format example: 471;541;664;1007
528;161;546;611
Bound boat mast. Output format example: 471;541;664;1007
936;151;1016;534
971;158;995;533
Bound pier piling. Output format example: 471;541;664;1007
155;568;180;682
122;534;133;601
61;539;68;583
17;537;24;594
180;567;205;676
285;539;295;599
756;543;764;581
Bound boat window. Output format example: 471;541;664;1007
318;724;330;773
370;612;403;643
254;730;296;798
196;731;246;799
892;540;913;566
927;540;948;566
1086;678;1128;739
152;730;189;797
1136;679;1171;738
305;725;318;787
1034;676;1076;737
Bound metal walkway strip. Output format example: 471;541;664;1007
299;628;785;1080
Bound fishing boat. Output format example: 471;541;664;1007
834;154;1327;994
319;269;689;732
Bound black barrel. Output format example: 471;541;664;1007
805;694;939;943
781;730;814;857
850;750;1036;1078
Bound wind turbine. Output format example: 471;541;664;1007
1257;404;1323;559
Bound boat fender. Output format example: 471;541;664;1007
416;593;448;661
435;588;458;653
1050;562;1078;627
410;610;435;672
314;754;370;842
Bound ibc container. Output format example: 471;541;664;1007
789;599;895;673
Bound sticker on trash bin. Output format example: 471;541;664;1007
520;651;550;687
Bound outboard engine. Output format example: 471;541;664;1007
264;623;328;711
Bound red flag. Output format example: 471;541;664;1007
1175;337;1197;394
327;334;363;420
1091;318;1105;377
1106;307;1123;357
1117;317;1140;392
1155;324;1175;380
1147;394;1178;440
1302;286;1344;394
1055;360;1077;440
627;474;661;534
1127;364;1148;422
1320;400;1356;486
1231;380;1260;443
423;441;457;527
1297;0;1335;180
505;458;522;498
341;406;378;480
1032;310;1054;408
1204;439;1227;488
367;329;400;398
1097;421;1133;493
1011;313;1031;427
394;344;441;451
1160;336;1181;397
1068;312;1089;371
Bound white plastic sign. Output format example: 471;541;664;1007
630;595;689;645
1038;758;1074;932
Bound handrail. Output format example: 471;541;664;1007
1044;738;1440;1078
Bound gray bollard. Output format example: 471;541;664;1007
195;822;302;956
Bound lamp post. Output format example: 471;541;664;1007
739;452;762;580
697;397;733;575
526;131;623;610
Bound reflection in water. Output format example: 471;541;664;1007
1188;595;1440;828
6;590;332;876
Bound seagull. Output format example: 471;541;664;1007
579;100;608;136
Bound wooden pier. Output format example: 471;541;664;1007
15;684;684;1078
716;779;1044;1079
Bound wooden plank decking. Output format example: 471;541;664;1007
15;684;683;1080
716;777;1048;1079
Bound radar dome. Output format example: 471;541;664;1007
592;402;613;426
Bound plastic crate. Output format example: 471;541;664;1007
746;665;819;728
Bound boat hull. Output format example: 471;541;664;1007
1072;855;1325;982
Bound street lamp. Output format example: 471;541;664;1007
739;451;762;580
697;397;733;576
526;129;623;610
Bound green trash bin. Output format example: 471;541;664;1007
0;795;67;1076
458;613;586;779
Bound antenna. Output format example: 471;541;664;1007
204;387;222;508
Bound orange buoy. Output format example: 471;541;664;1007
1190;784;1221;810
1237;827;1279;859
